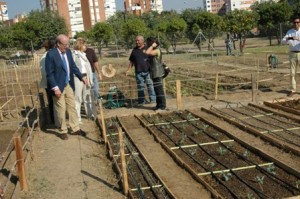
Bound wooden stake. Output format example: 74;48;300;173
5;85;11;119
163;79;166;97
214;73;219;100
257;59;260;90
128;79;133;106
14;67;19;83
251;73;257;103
266;53;269;70
11;84;20;119
14;133;28;191
3;64;7;84
0;68;3;85
176;80;182;110
118;127;128;196
18;83;26;108
98;100;107;144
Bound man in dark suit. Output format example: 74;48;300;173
46;34;88;140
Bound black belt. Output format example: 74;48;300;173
82;73;87;77
291;51;300;53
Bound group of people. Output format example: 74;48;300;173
39;34;102;140
40;34;167;140
126;36;167;111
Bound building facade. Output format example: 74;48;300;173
41;0;116;37
203;0;275;15
124;0;163;15
0;0;8;22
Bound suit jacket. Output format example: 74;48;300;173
45;48;83;95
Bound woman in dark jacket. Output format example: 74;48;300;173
145;37;166;111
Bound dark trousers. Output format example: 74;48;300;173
153;77;166;109
45;88;54;124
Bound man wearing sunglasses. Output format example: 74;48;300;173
282;16;300;97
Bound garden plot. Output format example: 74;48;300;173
167;63;288;97
202;103;300;156
136;110;300;198
0;58;41;198
263;98;300;116
104;117;175;199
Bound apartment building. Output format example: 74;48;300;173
0;0;8;22
41;0;116;37
203;0;278;15
124;0;163;15
204;0;228;15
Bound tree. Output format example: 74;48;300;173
181;8;205;51
90;22;113;58
0;26;14;49
224;10;259;53
292;2;300;19
193;12;224;50
11;10;67;53
107;11;127;48
74;30;91;41
155;11;186;53
121;17;148;49
252;1;292;45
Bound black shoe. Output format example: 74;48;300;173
72;129;87;137
60;133;68;140
287;91;296;97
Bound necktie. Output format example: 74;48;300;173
61;53;69;84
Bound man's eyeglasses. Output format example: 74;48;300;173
294;21;300;24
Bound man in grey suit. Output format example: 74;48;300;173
46;34;87;140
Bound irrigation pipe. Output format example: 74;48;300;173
177;111;281;198
226;103;300;147
147;118;199;127
143;113;241;198
106;118;161;198
113;152;139;157
131;185;163;191
198;162;274;176
260;127;300;134
170;139;234;150
205;106;300;156
117;117;174;198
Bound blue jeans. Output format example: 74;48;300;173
92;72;99;100
135;72;156;104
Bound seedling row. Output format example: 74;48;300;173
204;103;300;154
137;110;300;198
104;117;174;199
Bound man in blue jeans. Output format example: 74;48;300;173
126;35;156;105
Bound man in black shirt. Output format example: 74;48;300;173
126;35;156;105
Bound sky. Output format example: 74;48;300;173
6;0;203;19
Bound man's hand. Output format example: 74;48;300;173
54;89;62;98
82;77;88;84
98;73;102;81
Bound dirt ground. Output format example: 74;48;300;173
10;87;298;199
